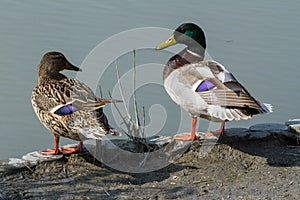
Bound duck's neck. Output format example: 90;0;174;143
163;48;204;81
186;45;205;59
38;71;67;84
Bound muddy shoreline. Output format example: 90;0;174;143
1;126;300;199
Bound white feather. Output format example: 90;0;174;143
191;80;203;92
262;103;273;114
49;101;73;114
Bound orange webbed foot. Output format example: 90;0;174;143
38;148;60;155
39;141;83;155
173;134;200;141
60;145;82;154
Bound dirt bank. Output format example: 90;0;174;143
1;132;300;200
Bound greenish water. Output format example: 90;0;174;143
0;0;299;159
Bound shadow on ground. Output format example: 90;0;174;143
217;131;300;167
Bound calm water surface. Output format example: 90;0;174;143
0;0;299;159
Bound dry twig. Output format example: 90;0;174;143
110;50;153;152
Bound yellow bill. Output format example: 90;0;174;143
156;34;177;50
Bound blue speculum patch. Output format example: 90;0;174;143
54;104;78;115
195;80;215;92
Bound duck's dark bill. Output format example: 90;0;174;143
68;64;82;72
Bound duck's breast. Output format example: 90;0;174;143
163;66;209;117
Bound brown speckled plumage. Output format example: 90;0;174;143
31;52;119;153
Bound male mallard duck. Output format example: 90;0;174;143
31;52;120;154
156;23;272;140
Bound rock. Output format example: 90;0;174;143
285;119;300;135
249;123;288;132
0;158;35;176
0;158;30;170
247;131;271;138
289;124;300;134
224;128;248;137
225;128;271;139
285;119;300;126
22;151;63;162
1;145;67;174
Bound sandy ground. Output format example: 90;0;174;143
1;133;300;200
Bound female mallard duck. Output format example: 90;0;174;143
156;23;272;140
31;52;120;154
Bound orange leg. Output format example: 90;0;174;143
173;117;200;140
204;122;225;137
39;136;83;155
39;135;60;155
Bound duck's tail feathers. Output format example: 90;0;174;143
99;98;123;104
261;103;273;114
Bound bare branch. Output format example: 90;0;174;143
109;50;154;152
98;85;103;98
108;91;132;139
142;106;146;139
133;49;140;130
115;63;134;125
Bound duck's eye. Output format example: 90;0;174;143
195;80;215;92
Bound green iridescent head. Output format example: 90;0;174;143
156;23;206;55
